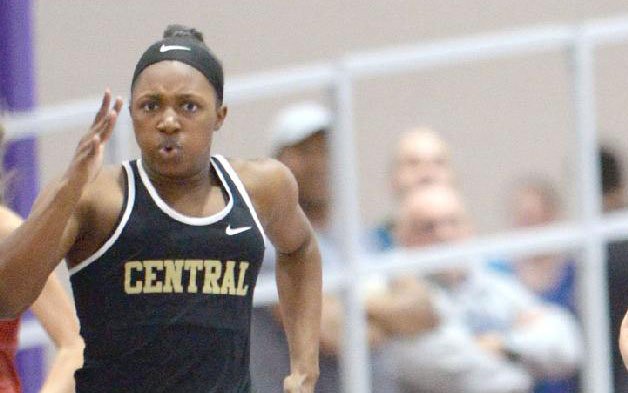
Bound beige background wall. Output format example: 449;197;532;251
33;1;628;233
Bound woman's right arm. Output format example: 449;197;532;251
0;91;122;318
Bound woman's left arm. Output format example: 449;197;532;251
250;159;322;393
32;273;84;393
275;228;322;393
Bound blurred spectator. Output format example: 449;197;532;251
511;178;559;227
267;102;331;230
386;184;582;393
601;145;628;392
372;127;455;250
497;178;577;313
492;178;580;392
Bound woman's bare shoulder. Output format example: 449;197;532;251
229;157;295;195
227;157;297;223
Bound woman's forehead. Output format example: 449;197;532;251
132;61;214;95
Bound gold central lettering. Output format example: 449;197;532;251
123;259;251;296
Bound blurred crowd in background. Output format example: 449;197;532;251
249;102;628;393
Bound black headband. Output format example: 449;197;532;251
131;37;224;102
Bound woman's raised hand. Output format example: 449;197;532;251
65;90;123;191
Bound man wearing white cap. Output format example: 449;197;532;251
268;102;332;230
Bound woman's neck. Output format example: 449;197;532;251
142;159;214;200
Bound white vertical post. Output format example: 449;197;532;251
109;108;133;164
330;65;371;393
570;30;612;393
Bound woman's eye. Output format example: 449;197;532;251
141;101;159;112
182;102;198;113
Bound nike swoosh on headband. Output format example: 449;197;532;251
159;44;192;53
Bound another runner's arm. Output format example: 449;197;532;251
260;160;322;393
0;91;122;317
0;208;84;391
619;310;628;370
32;274;84;393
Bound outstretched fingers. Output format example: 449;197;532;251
65;91;123;189
93;90;112;125
77;92;124;161
97;96;124;145
90;94;123;144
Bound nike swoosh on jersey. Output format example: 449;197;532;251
159;44;191;53
225;225;252;236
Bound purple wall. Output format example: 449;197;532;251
0;1;45;392
0;0;39;216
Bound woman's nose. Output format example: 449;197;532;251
156;107;180;133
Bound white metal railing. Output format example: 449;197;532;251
570;26;610;393
344;25;575;77
331;64;372;392
6;16;628;393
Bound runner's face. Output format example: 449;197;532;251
131;60;226;179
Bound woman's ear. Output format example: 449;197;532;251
214;105;228;131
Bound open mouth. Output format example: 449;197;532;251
158;140;182;156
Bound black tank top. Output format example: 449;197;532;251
69;156;265;393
